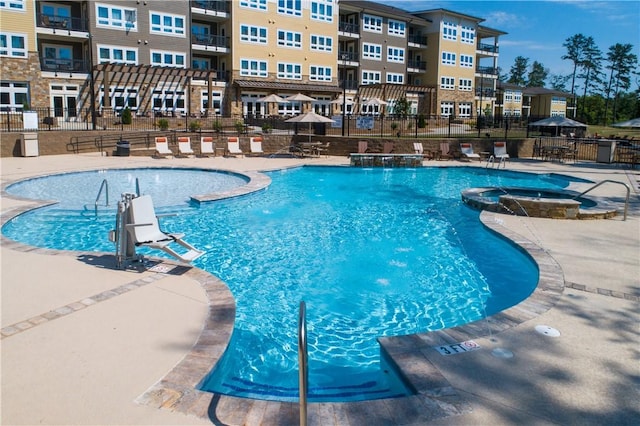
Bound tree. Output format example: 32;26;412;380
577;36;603;118
549;74;570;91
508;56;529;85
603;43;638;124
562;34;590;116
527;61;548;87
392;97;411;119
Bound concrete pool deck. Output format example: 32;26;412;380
1;153;638;425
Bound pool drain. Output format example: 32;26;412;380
535;325;560;337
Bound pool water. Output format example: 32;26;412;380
2;166;572;402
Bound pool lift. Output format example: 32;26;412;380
109;192;204;269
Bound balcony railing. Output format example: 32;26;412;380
338;51;359;62
37;13;89;32
191;33;229;48
476;66;498;75
191;0;229;13
477;43;498;53
339;80;359;91
407;60;426;70
408;34;427;46
40;57;88;73
339;21;359;34
475;89;496;97
190;70;230;82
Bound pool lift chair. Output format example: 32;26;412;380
110;193;204;269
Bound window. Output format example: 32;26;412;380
442;21;457;41
440;101;454;116
41;3;71;26
387;46;404;63
504;90;513;102
100;86;138;111
43;44;72;69
192;57;210;70
98;44;137;64
552;96;566;104
459;78;472;91
278;30;301;48
311;0;333;22
362;43;381;60
460;25;475;44
277;62;302;79
362;14;382;33
386;72;404;84
310;65;332;81
387;19;405;37
240;25;267;44
361;70;381;85
0;32;26;57
514;92;522;102
0;81;29;110
278;0;301;16
151;87;185;113
150;50;185;68
150;12;185;36
310;34;332;52
240;59;268;77
240;0;267;11
440;77;455;90
458;103;471;117
0;0;24;10
441;51;456;66
96;3;137;31
460;55;473;68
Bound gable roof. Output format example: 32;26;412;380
340;0;431;24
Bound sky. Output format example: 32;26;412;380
390;0;640;86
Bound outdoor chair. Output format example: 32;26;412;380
154;137;173;158
177;137;194;157
200;136;215;157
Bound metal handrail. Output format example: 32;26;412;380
94;179;109;215
298;301;308;426
573;180;630;221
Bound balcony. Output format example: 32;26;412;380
191;0;229;14
191;33;230;49
476;66;498;76
408;34;427;46
40;57;88;74
475;89;496;98
477;43;499;54
338;51;359;63
37;12;89;33
407;59;426;72
339;21;359;35
191;70;230;83
340;80;359;91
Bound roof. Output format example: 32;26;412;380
410;8;485;23
497;82;572;98
339;0;431;24
234;80;343;93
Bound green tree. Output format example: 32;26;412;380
121;106;132;124
577;37;603;118
508;56;529;86
392;97;411;119
527;61;548;87
562;34;590;116
549;74;570;91
603;43;638;124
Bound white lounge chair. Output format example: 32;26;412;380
250;136;264;155
154;137;173;158
460;143;480;161
200;136;215;157
177;136;194;157
493;141;510;161
413;142;432;160
127;195;203;263
227;137;243;156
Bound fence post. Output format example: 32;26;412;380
448;115;452;138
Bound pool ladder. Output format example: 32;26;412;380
93;179;109;215
572;179;630;221
485;155;506;169
298;301;308;426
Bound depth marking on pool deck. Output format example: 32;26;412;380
0;260;182;339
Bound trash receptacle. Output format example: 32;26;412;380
596;139;616;163
115;141;130;157
20;132;39;157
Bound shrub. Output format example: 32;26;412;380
235;120;245;135
121;107;132;125
418;114;426;128
212;120;222;133
189;120;201;132
157;118;169;130
262;123;273;133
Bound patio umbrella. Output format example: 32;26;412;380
256;94;288;103
611;117;640;128
363;97;387;106
285;93;316;102
330;96;354;105
528;116;587;136
285;111;335;143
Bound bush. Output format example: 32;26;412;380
418;114;426;128
189;120;201;132
213;120;222;133
262;123;273;133
121;107;132;125
157;118;169;130
235;120;245;135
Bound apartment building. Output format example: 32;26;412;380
0;0;509;122
496;82;572;118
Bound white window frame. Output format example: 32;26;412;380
442;21;457;41
440;101;454;117
386;72;404;84
458;103;472;117
514;92;522;102
149;11;185;36
387;46;405;63
362;14;382;33
277;30;301;48
441;51;456;66
0;32;26;57
361;70;381;85
100;86;138;112
0;81;29;110
440;77;455;90
387;19;405;37
240;24;267;44
151;86;185;114
362;42;381;60
0;0;24;10
460;25;475;44
96;3;137;32
310;34;332;52
240;58;268;77
200;90;222;114
278;0;301;16
277;62;302;80
240;0;267;11
310;0;333;23
458;78;472;91
150;50;185;68
309;65;332;82
504;90;513;102
460;54;473;68
97;44;137;65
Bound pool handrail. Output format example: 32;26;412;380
298;300;308;426
572;180;630;221
94;178;109;215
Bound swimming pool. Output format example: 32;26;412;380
2;166;576;402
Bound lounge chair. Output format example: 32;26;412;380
154;137;173;158
316;142;330;157
227;137;243;156
413;142;433;160
250;136;264;155
493;141;510;162
460;143;480;161
200;136;215;157
383;142;394;154
439;142;452;160
177;136;194;157
358;141;368;153
126;195;203;263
